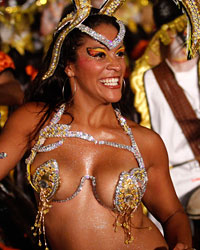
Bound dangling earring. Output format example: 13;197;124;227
122;79;126;94
62;82;66;99
71;80;76;100
62;77;69;100
62;78;77;102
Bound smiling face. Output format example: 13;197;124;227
65;23;126;106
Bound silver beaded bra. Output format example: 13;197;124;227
26;104;148;245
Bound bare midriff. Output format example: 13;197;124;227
44;195;168;250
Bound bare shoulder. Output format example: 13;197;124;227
127;119;162;144
3;102;47;135
127;120;168;168
7;102;46;120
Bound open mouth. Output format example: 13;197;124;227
100;78;120;87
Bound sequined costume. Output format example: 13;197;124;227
26;104;148;247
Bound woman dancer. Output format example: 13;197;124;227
0;1;194;249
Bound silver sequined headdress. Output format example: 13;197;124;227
42;0;126;80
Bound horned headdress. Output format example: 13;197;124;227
42;0;126;80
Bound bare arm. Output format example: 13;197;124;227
141;129;192;249
0;103;42;180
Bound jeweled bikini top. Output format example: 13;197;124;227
26;104;148;248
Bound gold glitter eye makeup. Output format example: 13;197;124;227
116;46;125;57
87;48;106;58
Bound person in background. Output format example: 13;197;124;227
0;51;24;130
0;51;39;249
130;0;200;248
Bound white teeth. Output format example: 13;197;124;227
104;82;118;86
100;78;119;86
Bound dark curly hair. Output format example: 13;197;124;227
25;12;123;140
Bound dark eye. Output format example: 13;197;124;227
94;52;106;58
116;51;125;57
87;48;106;58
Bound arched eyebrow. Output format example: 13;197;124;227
116;45;125;52
86;45;125;57
87;47;106;57
86;44;125;51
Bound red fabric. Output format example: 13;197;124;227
25;65;38;81
0;51;15;73
0;242;20;250
131;40;149;60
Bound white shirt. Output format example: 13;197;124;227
144;60;200;199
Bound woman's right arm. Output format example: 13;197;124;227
0;103;42;180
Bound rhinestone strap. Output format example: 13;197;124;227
53;175;96;203
114;109;145;169
33;113;144;169
49;103;66;125
40;128;135;153
26;105;146;189
99;0;126;16
26;106;145;169
37;139;64;153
